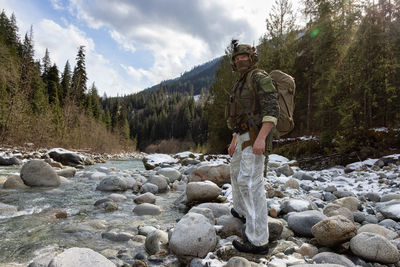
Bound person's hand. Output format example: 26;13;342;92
252;137;265;155
228;142;236;156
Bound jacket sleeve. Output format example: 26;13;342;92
252;72;280;126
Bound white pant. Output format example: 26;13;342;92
230;132;269;246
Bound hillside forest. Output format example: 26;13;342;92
0;0;400;158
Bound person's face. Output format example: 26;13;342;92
234;54;250;73
234;54;250;63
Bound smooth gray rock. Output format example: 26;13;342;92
332;196;359;212
138;225;157;236
216;215;243;238
268;217;284;242
133;203;161;216
353;212;366;223
350;232;400;264
287;210;326;237
381;193;400;202
186;181;221;203
3;175;29;189
196;203;230;218
56;167;76;178
0;156;21;166
140;183;159;194
169;213;217;264
365;192;381;202
311;215;357;247
47;247;115;267
276;164;294;177
312;252;355;267
157;168;182;183
145;229;168;255
376;200;400;220
281;199;312;214
20;160;60;187
183;158;201;166
120;176;137;189
189;164;230;186
147;175;169;192
323;204;354;221
358;223;397;240
96;177;127;192
108;193;127;202
379;219;400;229
47;149;84;167
101;232;133;242
134;192;156;204
226;256;252;267
188;207;215;225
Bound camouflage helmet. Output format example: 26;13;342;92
230;40;258;71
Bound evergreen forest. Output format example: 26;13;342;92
1;0;400;158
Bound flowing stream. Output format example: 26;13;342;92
0;160;184;265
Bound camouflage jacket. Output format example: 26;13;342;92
227;68;280;131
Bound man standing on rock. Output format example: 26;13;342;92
226;40;279;254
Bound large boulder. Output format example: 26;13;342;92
147;175;169;192
323;204;354;222
96;177;128;192
195;203;231;218
0;156;21;166
332;196;359;212
376;200;400;220
169;213;217;264
186;181;221;203
189;164;230;186
157;168;182;183
350;232;400;264
188;207;215;225
311;215;357;247
140;183;158;194
287;210;326;237
20;160;60;187
46;148;84;167
215;215;243;238
268;217;284;241
358;223;397;240
3;175;29;189
47;247;115;267
280;199;312;214
142;154;177;170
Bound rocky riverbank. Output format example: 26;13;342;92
1;147;400;266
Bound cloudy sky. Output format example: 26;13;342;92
1;0;291;96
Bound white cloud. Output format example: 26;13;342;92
50;0;65;10
35;19;141;96
65;0;265;89
109;30;136;54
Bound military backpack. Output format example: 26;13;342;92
246;69;295;137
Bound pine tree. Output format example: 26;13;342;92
71;46;87;106
46;64;59;104
60;61;71;105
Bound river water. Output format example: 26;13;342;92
0;160;184;265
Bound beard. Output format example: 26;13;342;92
235;60;251;73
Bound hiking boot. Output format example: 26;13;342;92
231;208;246;223
232;239;269;254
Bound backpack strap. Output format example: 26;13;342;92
246;68;266;117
